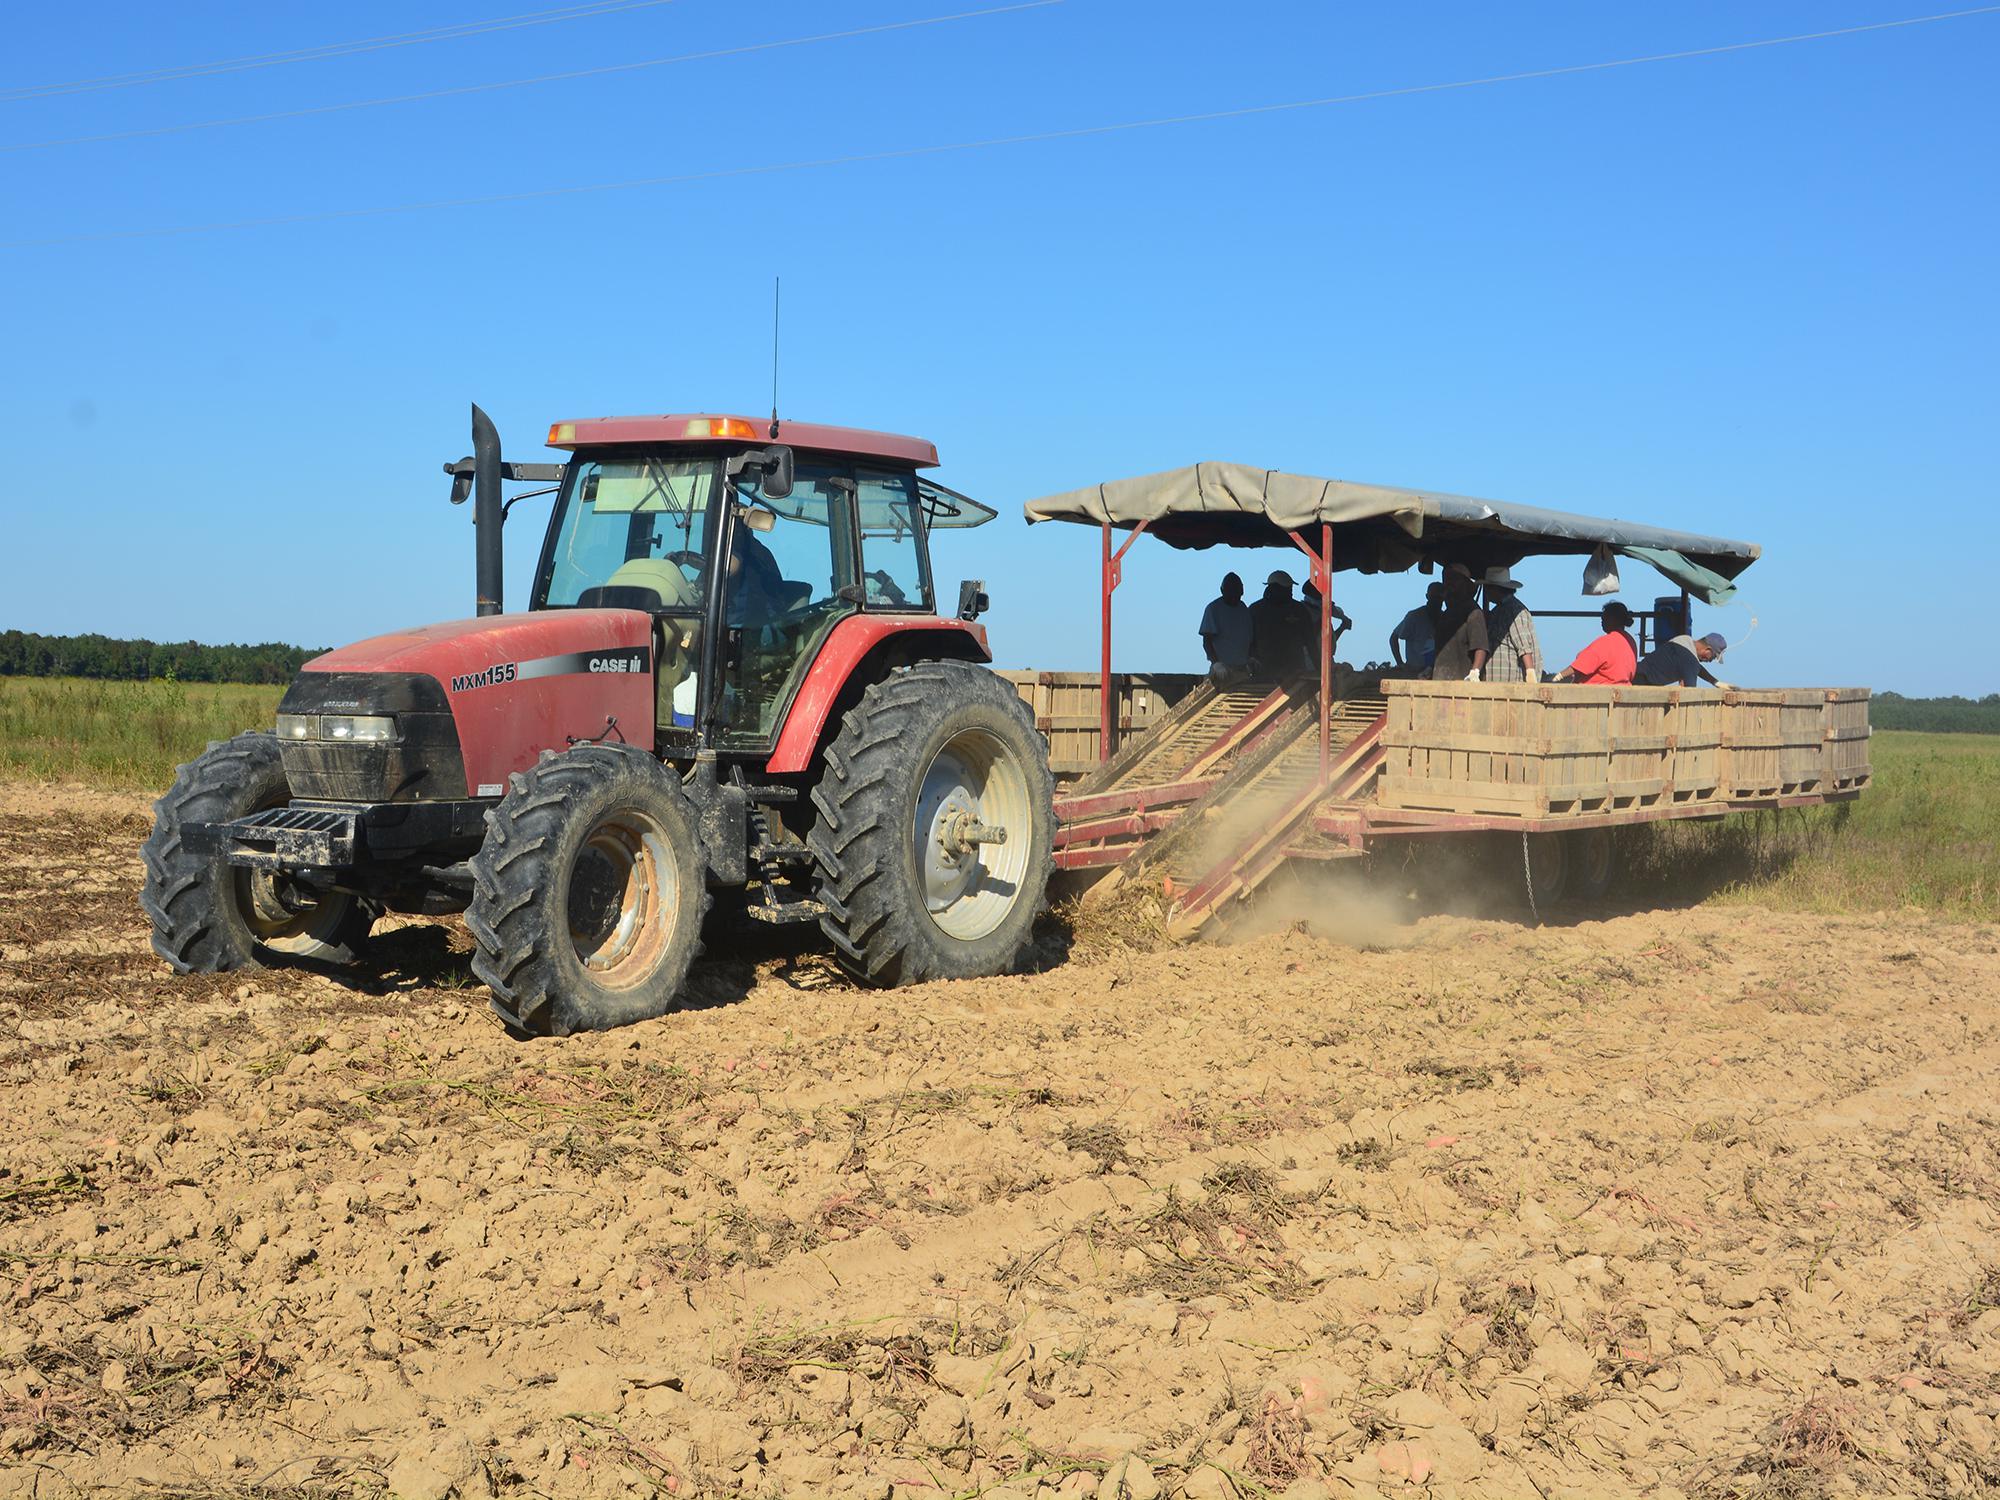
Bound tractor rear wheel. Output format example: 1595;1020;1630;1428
809;661;1054;987
467;745;708;1036
141;732;373;972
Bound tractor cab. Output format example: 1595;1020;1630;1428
523;415;996;759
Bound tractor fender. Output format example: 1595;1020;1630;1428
764;615;990;775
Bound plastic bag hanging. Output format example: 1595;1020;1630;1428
1582;543;1621;596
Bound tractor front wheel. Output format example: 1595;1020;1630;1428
810;661;1054;987
141;732;374;972
467;745;708;1036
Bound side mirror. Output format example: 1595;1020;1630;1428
956;579;989;621
446;459;473;506
740;506;777;534
726;444;794;501
762;444;794;501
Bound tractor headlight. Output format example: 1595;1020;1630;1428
320;714;397;743
277;714;318;740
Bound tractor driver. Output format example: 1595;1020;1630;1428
724;524;791;628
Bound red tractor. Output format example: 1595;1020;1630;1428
141;408;1054;1035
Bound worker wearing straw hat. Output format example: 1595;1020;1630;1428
1482;565;1540;683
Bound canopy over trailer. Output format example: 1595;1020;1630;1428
1023;462;1762;768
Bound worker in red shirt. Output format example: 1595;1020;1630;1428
1552;602;1638;685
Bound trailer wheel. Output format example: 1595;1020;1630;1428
809;661;1054;987
467;745;708;1036
1566;827;1618;902
141;732;373;973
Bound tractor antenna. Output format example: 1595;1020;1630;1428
769;276;781;439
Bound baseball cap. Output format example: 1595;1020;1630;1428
1699;632;1728;660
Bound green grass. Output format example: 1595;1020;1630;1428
0;676;281;789
1626;731;2000;920
2;680;1993;922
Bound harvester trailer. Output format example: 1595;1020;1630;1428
1018;463;1872;936
142;408;1054;1035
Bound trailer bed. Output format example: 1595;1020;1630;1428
1049;678;1870;937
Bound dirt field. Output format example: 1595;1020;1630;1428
5;782;2000;1500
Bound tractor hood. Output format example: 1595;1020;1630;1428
300;610;656;794
307;610;651;682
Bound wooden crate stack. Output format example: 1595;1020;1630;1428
996;671;1203;776
1378;682;1869;817
1824;688;1874;790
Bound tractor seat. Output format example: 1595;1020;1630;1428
574;584;663;612
605;558;701;610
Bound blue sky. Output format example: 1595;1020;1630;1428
2;1;1994;693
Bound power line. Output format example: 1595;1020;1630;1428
6;4;1993;251
0;0;681;103
1;2;1066;154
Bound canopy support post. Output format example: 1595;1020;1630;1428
1285;525;1336;781
1100;523;1111;762
1099;519;1149;763
1319;522;1333;779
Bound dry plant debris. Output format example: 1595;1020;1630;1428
5;781;2000;1497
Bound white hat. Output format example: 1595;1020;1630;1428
1483;565;1521;590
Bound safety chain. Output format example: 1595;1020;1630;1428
1521;829;1541;925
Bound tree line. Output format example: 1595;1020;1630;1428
0;630;325;685
1871;692;2000;735
4;629;1998;730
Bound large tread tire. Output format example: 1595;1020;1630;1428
467;745;709;1037
809;660;1054;987
141;732;373;973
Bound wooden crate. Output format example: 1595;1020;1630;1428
1374;681;1845;818
997;671;1202;775
1378;681;1706;817
1822;688;1873;789
1778;689;1829;793
1671;693;1723;802
1720;691;1786;799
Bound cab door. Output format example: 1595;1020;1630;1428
711;463;859;748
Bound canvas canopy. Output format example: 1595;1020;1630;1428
1023;462;1761;604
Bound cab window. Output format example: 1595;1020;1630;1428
855;469;930;611
540;458;717;613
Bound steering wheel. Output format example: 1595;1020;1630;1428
664;549;708;585
865;568;909;607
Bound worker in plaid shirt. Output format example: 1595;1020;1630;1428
1481;566;1541;683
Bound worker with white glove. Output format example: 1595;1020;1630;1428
1633;630;1731;688
1428;563;1490;681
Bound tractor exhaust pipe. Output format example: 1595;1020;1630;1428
471;403;503;617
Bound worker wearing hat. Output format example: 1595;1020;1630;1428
1430;563;1490;681
1481;565;1541;683
1634;628;1732;689
1249;569;1312;679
